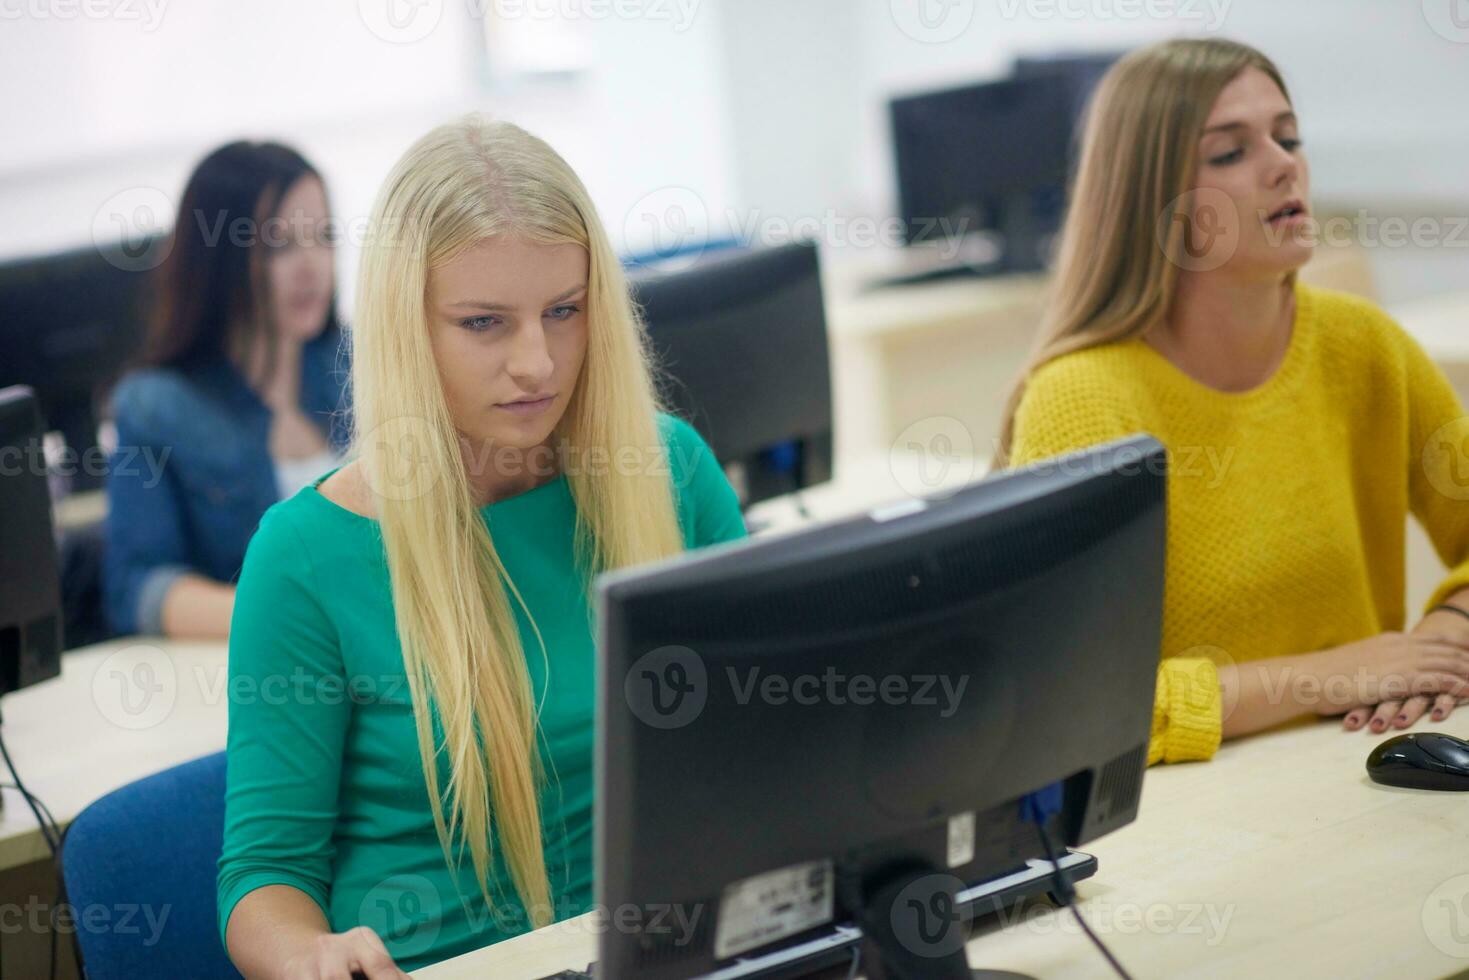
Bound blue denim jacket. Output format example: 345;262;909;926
103;331;350;635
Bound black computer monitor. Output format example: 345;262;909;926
630;242;833;508
0;240;159;489
596;434;1166;979
0;387;64;694
1012;51;1124;127
889;73;1075;271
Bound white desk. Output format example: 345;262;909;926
415;710;1469;979
0;639;228;869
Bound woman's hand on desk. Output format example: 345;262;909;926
1339;598;1469;734
1216;633;1469;741
1302;632;1469;733
279;927;410;980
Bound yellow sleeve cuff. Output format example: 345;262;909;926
1147;657;1223;766
1426;567;1469;615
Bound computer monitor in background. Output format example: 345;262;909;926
630;241;833;508
0;387;64;695
1012;51;1124;129
597;434;1166;979
0;239;159;490
889;73;1074;272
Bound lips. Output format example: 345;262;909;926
1266;199;1306;222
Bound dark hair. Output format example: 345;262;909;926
139;141;340;379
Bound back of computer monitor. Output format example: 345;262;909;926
0;387;64;694
889;73;1074;261
0;241;156;489
596;435;1166;979
631;242;833;506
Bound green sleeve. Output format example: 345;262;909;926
660;414;748;548
216;502;350;945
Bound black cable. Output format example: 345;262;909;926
1033;819;1135;980
0;725;60;855
0;709;66;980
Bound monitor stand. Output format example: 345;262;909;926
853;862;1044;980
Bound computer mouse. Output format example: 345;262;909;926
1366;732;1469;791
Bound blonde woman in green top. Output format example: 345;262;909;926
217;116;746;977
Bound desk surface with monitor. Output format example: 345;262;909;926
413;708;1469;979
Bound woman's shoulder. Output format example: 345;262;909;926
1298;283;1425;371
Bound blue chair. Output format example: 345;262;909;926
61;751;242;979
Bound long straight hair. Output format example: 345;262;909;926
995;39;1291;465
351;114;685;924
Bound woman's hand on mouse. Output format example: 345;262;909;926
279;926;410;980
1293;631;1469;732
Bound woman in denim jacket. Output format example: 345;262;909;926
104;142;350;638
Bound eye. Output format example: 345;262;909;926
545;304;581;321
1208;148;1244;166
459;315;502;333
1277;137;1302;152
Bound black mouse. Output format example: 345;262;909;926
1366;732;1469;790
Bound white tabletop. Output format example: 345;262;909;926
416;709;1469;979
0;639;228;869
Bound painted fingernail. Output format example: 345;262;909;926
1434;710;1446;720
1396;714;1407;723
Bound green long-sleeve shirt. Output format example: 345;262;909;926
217;414;746;971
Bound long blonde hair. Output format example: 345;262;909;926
995;38;1291;465
351;114;685;926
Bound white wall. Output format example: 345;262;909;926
4;0;1468;306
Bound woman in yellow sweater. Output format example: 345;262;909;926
999;38;1469;764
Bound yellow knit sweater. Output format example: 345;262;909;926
1010;284;1469;765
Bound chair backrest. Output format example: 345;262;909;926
61;751;242;979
